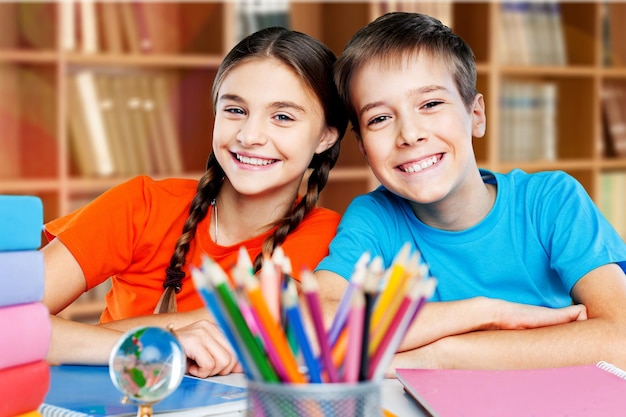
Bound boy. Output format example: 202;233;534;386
316;12;626;375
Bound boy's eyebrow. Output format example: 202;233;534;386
357;85;449;117
218;94;306;113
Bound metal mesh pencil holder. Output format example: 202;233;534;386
246;380;382;417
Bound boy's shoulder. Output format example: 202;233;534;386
494;169;577;193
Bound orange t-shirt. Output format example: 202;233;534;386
44;176;340;323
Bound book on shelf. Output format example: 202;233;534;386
499;2;566;66
605;2;626;67
98;2;123;54
0;65;21;179
499;79;557;162
370;1;452;27
599;172;626;240
69;71;116;177
59;1;76;52
235;0;290;42
397;361;626;417
601;84;626;158
79;0;98;53
40;365;247;417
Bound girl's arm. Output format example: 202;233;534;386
41;238;240;377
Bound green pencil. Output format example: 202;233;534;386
204;257;280;383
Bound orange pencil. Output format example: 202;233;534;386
243;271;306;383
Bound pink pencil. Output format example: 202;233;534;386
301;269;339;383
343;287;365;383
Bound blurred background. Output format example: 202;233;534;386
0;1;625;320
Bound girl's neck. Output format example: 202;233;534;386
210;182;299;246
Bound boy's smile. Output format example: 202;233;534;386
350;53;491;230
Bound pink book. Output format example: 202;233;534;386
0;303;51;370
397;363;626;417
0;360;50;417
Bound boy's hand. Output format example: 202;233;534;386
490;299;587;330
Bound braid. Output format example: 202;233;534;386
252;147;335;273
154;153;224;314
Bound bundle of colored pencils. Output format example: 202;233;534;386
191;243;436;384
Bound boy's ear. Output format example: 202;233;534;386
314;127;339;154
471;94;487;138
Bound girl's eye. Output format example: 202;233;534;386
367;115;390;126
225;107;245;115
274;114;294;122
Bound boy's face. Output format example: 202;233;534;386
350;53;486;206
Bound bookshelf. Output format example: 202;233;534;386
1;2;625;322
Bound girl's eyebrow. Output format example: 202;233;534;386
218;94;306;113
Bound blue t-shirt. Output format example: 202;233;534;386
316;169;626;307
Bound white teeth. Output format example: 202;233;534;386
236;154;275;166
403;156;438;173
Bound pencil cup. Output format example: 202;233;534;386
246;380;382;417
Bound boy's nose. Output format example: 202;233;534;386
397;116;426;146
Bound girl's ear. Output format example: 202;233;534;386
314;126;339;154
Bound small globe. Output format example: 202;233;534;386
109;326;186;404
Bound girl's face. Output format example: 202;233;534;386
212;58;337;202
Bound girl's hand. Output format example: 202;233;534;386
174;320;242;378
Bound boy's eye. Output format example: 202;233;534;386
422;100;443;110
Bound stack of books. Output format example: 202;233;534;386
0;196;51;417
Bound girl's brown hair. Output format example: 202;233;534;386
155;27;348;313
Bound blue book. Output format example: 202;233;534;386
40;365;248;417
0;195;43;251
0;250;44;308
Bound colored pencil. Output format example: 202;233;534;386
358;260;380;381
260;255;281;323
283;280;323;383
343;286;365;383
327;251;370;348
370;278;437;381
370;243;411;330
301;269;339;383
191;265;259;381
243;270;306;383
369;254;424;354
203;256;280;383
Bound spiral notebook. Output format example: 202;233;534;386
396;361;626;417
40;365;247;417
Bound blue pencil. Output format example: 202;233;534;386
190;266;259;380
283;281;322;383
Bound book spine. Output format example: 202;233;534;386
0;360;50;417
0;303;51;370
0;251;44;308
0;195;43;251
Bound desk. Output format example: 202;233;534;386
209;374;425;417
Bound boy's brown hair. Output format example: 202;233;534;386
334;12;477;137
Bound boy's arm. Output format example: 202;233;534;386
388;263;626;374
314;270;585;346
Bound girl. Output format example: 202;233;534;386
41;27;348;378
